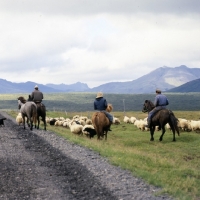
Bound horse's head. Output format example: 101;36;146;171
17;96;26;110
17;96;26;104
106;103;113;113
142;100;155;113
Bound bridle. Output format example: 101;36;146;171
142;100;155;113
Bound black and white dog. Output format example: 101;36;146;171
0;118;7;127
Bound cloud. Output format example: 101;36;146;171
0;0;200;88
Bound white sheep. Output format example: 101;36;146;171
136;119;146;131
86;119;92;125
123;116;130;123
177;118;191;131
130;116;137;124
188;120;200;131
16;113;24;125
113;117;121;125
70;124;83;135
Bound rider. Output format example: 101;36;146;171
146;89;169;128
94;92;113;131
30;85;44;104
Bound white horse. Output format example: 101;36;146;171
17;97;37;130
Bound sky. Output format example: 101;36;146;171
0;0;200;88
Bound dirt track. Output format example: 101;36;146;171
0;111;173;200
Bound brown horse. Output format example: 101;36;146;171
27;95;46;131
142;100;180;142
35;102;47;131
17;96;37;131
92;104;113;140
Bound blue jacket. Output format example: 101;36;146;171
94;97;108;111
154;94;169;107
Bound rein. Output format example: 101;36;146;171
143;100;155;113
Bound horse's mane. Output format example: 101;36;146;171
145;100;155;108
18;96;26;103
106;103;113;113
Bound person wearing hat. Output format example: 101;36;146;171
30;85;44;103
94;92;113;131
146;89;169;128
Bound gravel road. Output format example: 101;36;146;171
0;111;174;200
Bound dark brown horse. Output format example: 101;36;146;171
92;104;113;140
142;100;180;142
27;95;46;131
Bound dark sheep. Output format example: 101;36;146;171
83;127;97;139
49;118;57;125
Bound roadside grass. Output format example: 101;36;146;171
7;110;200;200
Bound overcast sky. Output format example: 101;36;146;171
0;0;200;88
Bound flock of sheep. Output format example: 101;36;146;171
16;112;200;138
123;115;200;132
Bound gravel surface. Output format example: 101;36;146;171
0;111;174;200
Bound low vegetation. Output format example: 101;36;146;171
1;92;200;111
7;109;200;200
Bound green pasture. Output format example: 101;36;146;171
7;109;200;200
1;92;200;111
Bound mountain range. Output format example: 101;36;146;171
1;65;200;94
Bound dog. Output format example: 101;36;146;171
0;118;7;126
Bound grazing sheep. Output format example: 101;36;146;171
136;119;146;131
54;120;64;126
49;118;57;125
123;116;130;123
16;113;24;126
82;125;96;138
113;117;121;125
188;120;200;131
86;119;92;125
177;118;191;131
69;120;83;134
130;116;137;124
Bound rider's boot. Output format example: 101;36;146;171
108;121;112;131
145;118;151;128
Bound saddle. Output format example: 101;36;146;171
34;102;45;107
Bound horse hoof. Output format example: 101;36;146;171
150;139;154;141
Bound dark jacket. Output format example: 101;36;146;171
94;97;108;111
31;89;43;102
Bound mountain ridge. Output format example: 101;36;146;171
1;65;200;94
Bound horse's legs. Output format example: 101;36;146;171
168;122;176;142
22;116;26;129
159;126;166;141
42;116;46;131
150;127;155;141
37;116;40;129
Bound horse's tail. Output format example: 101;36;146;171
169;111;180;136
94;113;100;131
31;104;37;125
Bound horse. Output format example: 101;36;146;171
92;104;113;140
17;96;37;131
27;95;47;131
142;100;180;142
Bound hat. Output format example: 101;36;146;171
34;85;38;89
96;92;103;98
156;89;161;93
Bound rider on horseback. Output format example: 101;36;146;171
30;85;44;104
146;89;169;128
94;92;113;131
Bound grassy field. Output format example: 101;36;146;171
1;92;200;111
7;110;200;200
